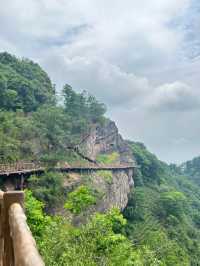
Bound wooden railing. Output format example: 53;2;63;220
0;191;44;266
0;162;42;174
0;161;135;175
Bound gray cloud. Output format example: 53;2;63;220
41;55;150;107
148;82;200;112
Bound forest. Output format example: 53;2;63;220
0;52;106;164
1;52;200;265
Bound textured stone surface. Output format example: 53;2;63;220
81;120;134;164
53;119;135;219
78;119;135;212
92;169;134;212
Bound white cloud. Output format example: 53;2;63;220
41;55;150;107
148;81;200;112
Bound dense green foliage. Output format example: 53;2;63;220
64;185;96;214
127;141;165;185
28;172;65;210
0;52;55;112
26;191;166;265
25;143;200;265
25;190;51;238
181;156;200;185
124;141;200;265
63;84;106;125
0;52;106;163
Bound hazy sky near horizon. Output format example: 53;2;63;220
0;0;200;163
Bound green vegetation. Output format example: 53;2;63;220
3;52;200;265
0;52;106;163
127;141;165;185
28;172;65;210
64;185;96;214
96;152;119;165
25;190;51;238
98;170;113;184
180;156;200;185
26;191;165;266
123;141;200;265
63;84;106;125
25;141;200;265
0;52;55;112
159;191;186;220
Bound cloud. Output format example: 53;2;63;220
148;81;200;112
41;55;150;107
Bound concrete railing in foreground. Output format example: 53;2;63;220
0;191;44;266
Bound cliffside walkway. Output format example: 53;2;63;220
0;162;136;177
0;190;44;266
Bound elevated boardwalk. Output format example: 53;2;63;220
0;162;136;177
0;161;136;191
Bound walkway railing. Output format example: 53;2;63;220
0;162;42;174
0;161;135;175
0;191;44;266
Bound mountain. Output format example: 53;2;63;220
1;52;200;265
124;141;200;265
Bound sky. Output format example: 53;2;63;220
0;0;200;163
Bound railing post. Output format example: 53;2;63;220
3;191;24;266
20;175;24;191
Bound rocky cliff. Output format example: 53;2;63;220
75;120;135;213
80;120;134;164
52;119;135;220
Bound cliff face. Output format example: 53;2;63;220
90;169;134;212
79;120;135;211
50;120;135;220
81;120;134;164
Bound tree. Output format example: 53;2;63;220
28;172;65;210
0;52;55;112
159;191;186;220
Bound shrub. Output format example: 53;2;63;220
64;185;96;214
28;171;64;209
25;190;51;238
96;152;119;165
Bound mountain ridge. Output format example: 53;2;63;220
1;52;200;265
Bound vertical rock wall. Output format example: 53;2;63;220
81;120;135;164
78;119;135;211
92;169;134;212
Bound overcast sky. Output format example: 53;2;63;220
0;0;200;163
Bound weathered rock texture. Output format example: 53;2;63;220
54;119;135;220
81;120;134;164
91;169;134;212
78;120;135;211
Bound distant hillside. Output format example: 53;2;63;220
180;156;200;184
124;142;200;265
